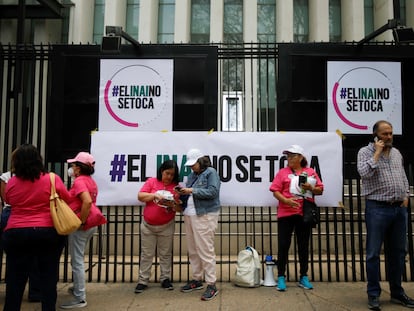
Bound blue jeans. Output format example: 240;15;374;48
365;200;408;297
68;227;97;301
2;227;65;311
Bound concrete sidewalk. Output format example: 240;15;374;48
2;281;414;311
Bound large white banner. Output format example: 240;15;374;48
99;59;173;131
327;61;402;134
91;131;343;207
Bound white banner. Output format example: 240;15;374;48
99;59;173;131
327;61;402;134
91;131;343;207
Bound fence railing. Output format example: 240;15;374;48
2;183;412;284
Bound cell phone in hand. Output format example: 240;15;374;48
298;175;307;186
174;186;182;192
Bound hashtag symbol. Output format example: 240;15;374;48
110;154;127;182
340;88;346;99
112;85;119;96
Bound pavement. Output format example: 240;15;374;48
2;280;414;311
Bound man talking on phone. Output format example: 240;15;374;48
357;120;412;310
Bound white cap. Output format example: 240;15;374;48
282;144;304;155
184;148;204;166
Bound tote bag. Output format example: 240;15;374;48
49;173;81;235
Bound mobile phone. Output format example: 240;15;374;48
174;186;182;191
374;136;379;143
298;175;307;185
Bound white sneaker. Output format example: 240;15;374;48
60;299;87;309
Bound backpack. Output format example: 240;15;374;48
233;246;261;287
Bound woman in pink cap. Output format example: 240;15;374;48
60;151;105;309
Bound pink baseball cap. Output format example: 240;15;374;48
67;152;95;166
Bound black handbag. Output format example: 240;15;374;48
0;206;11;231
302;199;320;228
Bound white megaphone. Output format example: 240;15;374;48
263;255;277;287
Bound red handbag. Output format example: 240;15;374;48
80;205;107;230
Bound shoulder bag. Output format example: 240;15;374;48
49;173;81;235
302;199;320;228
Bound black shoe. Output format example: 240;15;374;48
201;284;219;301
161;278;174;290
391;293;414;308
134;283;148;293
180;280;204;293
368;296;381;310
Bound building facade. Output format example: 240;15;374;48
1;0;413;45
0;0;413;143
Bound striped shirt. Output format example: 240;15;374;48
357;143;409;202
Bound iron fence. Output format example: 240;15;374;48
0;43;413;284
2;188;413;284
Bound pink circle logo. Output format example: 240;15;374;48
331;66;397;131
103;64;169;128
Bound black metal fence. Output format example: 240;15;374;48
2;187;411;284
1;43;413;284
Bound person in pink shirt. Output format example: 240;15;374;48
1;170;42;303
134;159;181;294
60;152;101;309
2;144;70;311
269;145;323;292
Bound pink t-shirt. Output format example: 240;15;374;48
67;175;98;213
5;173;71;230
269;167;324;219
139;177;178;226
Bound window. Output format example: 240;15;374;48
93;0;105;44
329;0;341;42
399;0;406;26
257;0;276;43
223;0;243;43
222;92;244;131
257;57;276;131
126;0;139;40
60;0;72;43
158;0;175;43
364;0;374;36
293;0;309;43
191;0;210;43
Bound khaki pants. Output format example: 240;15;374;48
138;219;175;284
184;214;219;285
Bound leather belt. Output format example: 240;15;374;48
368;199;403;206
